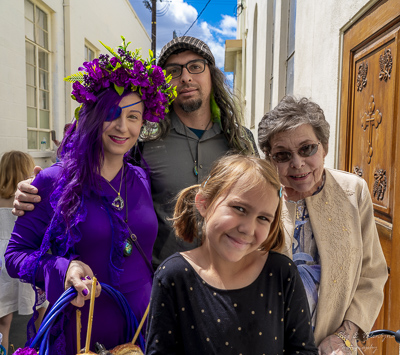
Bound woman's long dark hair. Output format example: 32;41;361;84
57;89;131;227
19;88;135;286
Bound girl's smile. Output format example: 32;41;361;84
196;180;279;266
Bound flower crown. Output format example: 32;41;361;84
64;36;176;122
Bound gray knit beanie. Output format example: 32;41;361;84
157;36;215;68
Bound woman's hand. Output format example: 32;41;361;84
318;335;352;354
318;321;358;355
65;260;102;307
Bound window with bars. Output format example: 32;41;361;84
25;0;51;151
285;0;296;95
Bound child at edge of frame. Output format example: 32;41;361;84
145;154;319;355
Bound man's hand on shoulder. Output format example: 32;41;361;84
12;166;43;216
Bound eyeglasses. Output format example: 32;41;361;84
270;142;321;163
164;59;208;79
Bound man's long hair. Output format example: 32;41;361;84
140;64;255;155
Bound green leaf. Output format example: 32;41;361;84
165;73;172;83
74;105;82;121
114;83;124;96
99;40;120;59
133;48;142;60
64;72;85;83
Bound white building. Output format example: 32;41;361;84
226;1;400;352
226;0;398;167
0;0;150;167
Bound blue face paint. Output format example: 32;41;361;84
105;100;142;122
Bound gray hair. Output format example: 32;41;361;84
258;96;330;155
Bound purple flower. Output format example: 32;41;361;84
87;60;105;80
71;82;97;104
98;53;109;64
130;76;150;88
110;67;131;89
133;60;145;73
143;111;159;122
150;66;166;87
154;90;169;106
14;349;37;355
65;38;177;123
110;57;121;67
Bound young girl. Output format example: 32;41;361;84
146;154;318;355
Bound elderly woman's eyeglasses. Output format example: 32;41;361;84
270;142;321;163
164;59;208;79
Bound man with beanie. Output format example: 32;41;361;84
13;36;257;269
138;36;258;268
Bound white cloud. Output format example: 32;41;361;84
198;21;212;41
205;38;226;69
210;15;237;37
167;0;198;25
194;15;237;69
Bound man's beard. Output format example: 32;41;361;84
179;98;203;112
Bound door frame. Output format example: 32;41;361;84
338;0;400;352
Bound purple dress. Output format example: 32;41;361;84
5;163;157;353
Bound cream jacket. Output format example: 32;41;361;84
281;168;388;345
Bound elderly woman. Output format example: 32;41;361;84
258;96;388;355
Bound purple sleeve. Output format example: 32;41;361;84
4;165;71;304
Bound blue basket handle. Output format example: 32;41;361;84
30;284;145;354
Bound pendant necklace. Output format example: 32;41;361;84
105;164;124;211
109;168;134;257
121;177;155;276
183;120;212;177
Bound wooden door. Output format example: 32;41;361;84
339;1;400;354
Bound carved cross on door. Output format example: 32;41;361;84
361;95;382;163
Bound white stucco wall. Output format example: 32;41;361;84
236;0;378;168
294;0;377;167
0;0;150;167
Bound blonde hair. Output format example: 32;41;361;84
173;154;284;252
0;151;35;199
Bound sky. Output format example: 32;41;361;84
128;0;239;80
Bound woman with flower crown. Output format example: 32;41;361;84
5;37;176;354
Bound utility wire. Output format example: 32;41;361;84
157;2;170;16
183;0;212;36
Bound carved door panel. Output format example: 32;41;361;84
339;1;400;354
